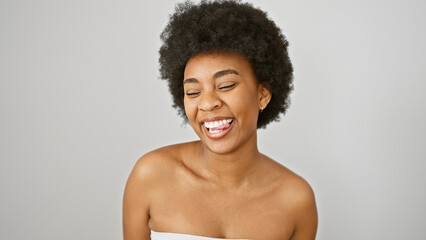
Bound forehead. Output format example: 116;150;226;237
184;52;255;79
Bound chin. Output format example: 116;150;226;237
201;139;239;155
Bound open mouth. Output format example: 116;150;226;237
203;118;234;134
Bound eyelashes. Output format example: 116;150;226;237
185;83;236;97
186;92;200;96
218;83;236;90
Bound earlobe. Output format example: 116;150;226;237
258;84;272;111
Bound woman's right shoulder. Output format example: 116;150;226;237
124;144;185;204
129;142;196;182
123;144;192;238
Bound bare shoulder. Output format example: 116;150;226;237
129;142;192;182
123;142;194;240
277;166;315;208
263;157;318;239
262;157;315;201
124;143;186;201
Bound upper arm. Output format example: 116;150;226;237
289;178;318;240
123;153;159;240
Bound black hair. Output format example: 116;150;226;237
159;0;293;128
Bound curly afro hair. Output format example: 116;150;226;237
159;0;293;128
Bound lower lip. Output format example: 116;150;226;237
202;122;234;139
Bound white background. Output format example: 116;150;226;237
1;0;425;239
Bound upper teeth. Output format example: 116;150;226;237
204;119;233;129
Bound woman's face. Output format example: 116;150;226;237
183;52;271;154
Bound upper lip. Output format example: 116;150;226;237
199;116;234;123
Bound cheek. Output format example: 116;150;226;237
184;98;198;122
228;90;259;115
184;99;204;138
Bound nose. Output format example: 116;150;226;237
198;90;222;111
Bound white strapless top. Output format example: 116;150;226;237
150;230;251;240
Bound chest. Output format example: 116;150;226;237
148;183;295;240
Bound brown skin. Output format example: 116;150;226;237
123;53;318;240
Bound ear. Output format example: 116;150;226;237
257;83;272;111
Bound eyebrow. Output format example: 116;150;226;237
183;69;239;84
214;69;239;78
183;78;198;84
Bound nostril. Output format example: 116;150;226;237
198;95;222;111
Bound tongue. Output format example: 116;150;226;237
210;123;231;131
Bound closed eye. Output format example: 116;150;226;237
218;83;236;90
186;91;201;96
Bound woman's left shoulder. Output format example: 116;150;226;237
279;169;315;206
267;158;315;213
264;158;318;238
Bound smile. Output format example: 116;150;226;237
202;118;234;137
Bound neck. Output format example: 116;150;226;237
197;133;263;188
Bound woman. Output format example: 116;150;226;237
123;1;318;239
